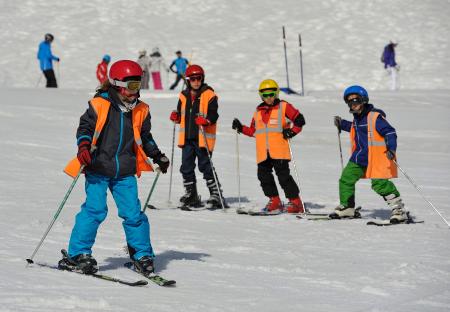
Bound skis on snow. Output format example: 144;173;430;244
366;212;424;226
124;262;176;286
28;261;148;287
296;207;362;220
28;249;175;287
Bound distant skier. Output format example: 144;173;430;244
59;60;170;275
169;50;189;90
37;33;60;88
232;79;306;214
333;85;407;223
382;41;399;90
137;50;151;89
149;47;169;90
96;54;111;85
169;64;226;209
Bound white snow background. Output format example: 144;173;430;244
1;1;450;311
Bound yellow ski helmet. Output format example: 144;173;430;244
258;79;280;99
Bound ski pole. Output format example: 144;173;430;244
199;125;226;211
235;132;241;209
36;74;42;88
56;62;60;86
167;123;176;203
282;26;290;90
142;168;161;214
26;165;85;264
337;127;344;171
287;139;307;213
393;159;450;228
298;33;305;96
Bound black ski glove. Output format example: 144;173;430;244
282;128;297;139
334;116;342;131
386;150;396;160
153;152;170;173
232;118;243;133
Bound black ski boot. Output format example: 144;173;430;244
179;181;202;208
133;256;155;277
206;179;228;209
58;249;98;274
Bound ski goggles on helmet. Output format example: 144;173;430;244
188;75;203;82
111;80;142;92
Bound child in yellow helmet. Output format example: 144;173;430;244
232;79;306;214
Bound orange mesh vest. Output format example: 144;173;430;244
64;97;154;178
253;101;290;164
178;89;217;151
350;111;397;179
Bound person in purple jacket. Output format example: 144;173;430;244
382;41;399;90
37;33;60;88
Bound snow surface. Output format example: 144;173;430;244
1;88;450;312
1;1;450;311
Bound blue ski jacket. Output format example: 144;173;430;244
37;41;59;71
170;57;189;75
341;104;397;167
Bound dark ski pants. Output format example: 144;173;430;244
339;161;400;207
180;139;214;184
257;156;299;199
169;74;186;90
43;69;57;88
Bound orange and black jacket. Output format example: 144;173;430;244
176;83;218;141
76;88;161;178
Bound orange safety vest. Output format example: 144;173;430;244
350;111;397;179
64;97;154;178
253;101;291;164
178;89;217;151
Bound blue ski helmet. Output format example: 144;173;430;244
103;54;111;63
343;85;369;104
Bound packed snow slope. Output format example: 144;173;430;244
0;87;449;312
1;0;449;91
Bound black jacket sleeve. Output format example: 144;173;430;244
176;98;182;113
141;111;161;158
206;95;219;124
76;103;98;145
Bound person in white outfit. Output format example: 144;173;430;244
149;47;169;90
137;50;151;89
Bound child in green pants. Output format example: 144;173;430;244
333;85;407;222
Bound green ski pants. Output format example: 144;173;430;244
339;161;400;207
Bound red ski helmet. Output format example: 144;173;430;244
185;64;205;78
109;60;143;98
109;60;143;82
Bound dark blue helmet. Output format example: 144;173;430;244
103;54;111;63
343;85;369;104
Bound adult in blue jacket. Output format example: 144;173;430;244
37;33;60;88
169;50;189;90
382;41;399;90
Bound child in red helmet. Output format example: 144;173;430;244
169;64;227;210
59;60;170;276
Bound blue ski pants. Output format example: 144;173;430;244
68;173;154;260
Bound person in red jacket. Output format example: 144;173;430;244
232;79;306;214
96;54;111;85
